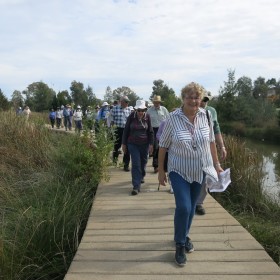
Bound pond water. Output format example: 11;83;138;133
243;138;280;201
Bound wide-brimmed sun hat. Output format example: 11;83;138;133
121;96;130;102
102;101;109;106
152;95;163;103
134;100;147;109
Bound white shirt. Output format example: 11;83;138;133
73;110;83;121
159;107;218;184
147;106;169;128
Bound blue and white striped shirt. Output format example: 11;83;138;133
159;107;218;184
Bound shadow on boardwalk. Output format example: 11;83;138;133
65;159;280;280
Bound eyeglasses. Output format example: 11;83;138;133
185;96;201;100
137;109;146;112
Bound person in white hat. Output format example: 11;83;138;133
97;101;110;123
195;92;227;215
147;95;169;173
73;105;83;133
122;100;154;195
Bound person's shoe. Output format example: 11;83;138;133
185;236;194;253
141;179;145;184
169;186;174;194
195;205;206;215
175;245;186;266
154;167;158;173
131;189;139;195
124;166;130;172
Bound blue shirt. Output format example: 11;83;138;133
111;105;132;128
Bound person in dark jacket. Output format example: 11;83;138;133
122;100;154;195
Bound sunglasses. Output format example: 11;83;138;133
137;109;146;112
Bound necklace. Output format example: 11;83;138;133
185;117;197;150
188;125;197;150
182;107;198;150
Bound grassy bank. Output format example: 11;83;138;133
212;135;280;266
220;121;280;143
0;111;113;279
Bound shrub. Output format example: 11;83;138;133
0;111;114;279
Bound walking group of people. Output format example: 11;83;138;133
43;81;227;267
48;101;122;133
111;82;227;267
16;105;31;120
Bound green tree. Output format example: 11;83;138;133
217;69;238;122
85;85;98;107
112;86;140;107
253;77;268;99
150;79;181;111
0;89;10;111
23;82;55;111
11;90;24;109
70;81;85;107
103;86;114;103
236;76;253;97
57;90;71;107
70;81;96;109
266;78;277;87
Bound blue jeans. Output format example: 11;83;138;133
169;171;203;246
128;143;149;190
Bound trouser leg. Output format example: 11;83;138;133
169;172;202;245
113;127;123;162
152;127;159;168
128;144;141;190
197;181;207;205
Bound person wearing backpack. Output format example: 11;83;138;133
195;92;227;215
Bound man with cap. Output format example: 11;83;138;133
196;92;227;215
111;96;133;171
147;95;169;173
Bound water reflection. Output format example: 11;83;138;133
243;138;280;201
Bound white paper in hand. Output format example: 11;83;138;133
206;168;231;193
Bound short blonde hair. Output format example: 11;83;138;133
181;82;205;100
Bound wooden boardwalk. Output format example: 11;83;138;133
65;160;280;280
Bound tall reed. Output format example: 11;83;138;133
0;112;114;279
213;135;264;212
212;134;280;266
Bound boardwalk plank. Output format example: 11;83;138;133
65;162;280;279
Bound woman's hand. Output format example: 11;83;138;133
158;169;167;186
219;146;227;161
122;144;127;154
214;163;224;173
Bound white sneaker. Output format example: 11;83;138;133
169;187;174;194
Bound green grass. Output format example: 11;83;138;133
212;135;280;266
0;111;114;279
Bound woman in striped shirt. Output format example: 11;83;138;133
158;82;223;266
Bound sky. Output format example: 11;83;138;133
1;0;280;101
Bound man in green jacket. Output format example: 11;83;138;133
196;93;227;215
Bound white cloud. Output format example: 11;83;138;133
0;0;280;101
